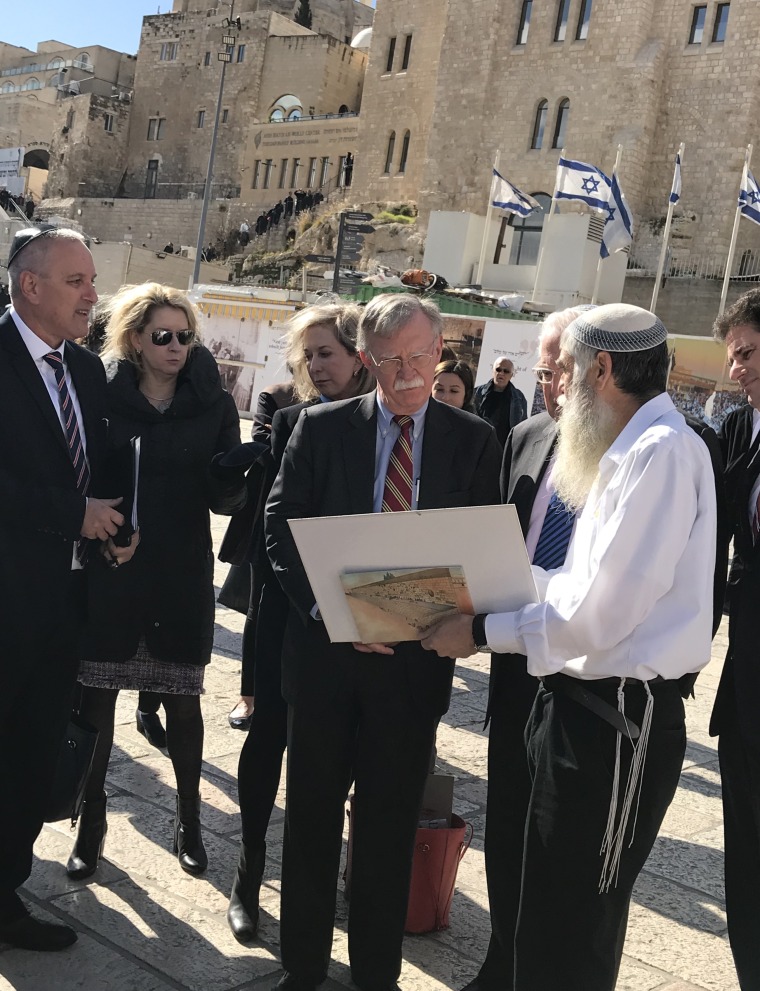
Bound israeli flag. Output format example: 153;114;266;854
669;153;682;205
556;156;611;210
739;169;760;226
490;169;541;218
600;174;634;259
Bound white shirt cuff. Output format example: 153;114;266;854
484;612;522;654
310;602;322;621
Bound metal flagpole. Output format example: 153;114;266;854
591;144;623;305
719;143;753;316
651;142;685;313
475;150;500;287
531;147;564;303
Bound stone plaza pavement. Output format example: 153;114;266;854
0;512;739;991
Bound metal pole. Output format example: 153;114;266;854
591;144;623;305
651;143;685;313
191;1;235;289
475;150;500;287
719;143;753;316
531;147;564;303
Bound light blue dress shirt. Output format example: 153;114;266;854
372;393;428;513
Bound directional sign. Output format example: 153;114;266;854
344;224;375;235
305;254;335;264
344;211;373;222
342;234;364;247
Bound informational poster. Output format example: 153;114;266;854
475;318;543;416
667;333;744;429
0;146;25;196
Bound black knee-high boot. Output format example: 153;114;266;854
227;841;266;943
66;793;108;879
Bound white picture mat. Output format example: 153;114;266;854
288;504;538;643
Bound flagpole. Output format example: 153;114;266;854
531;148;564;303
475;150;500;287
651;142;685;313
591;144;623;304
719;143;753;316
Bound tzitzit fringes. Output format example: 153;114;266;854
599;679;655;893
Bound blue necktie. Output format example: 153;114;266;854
533;489;575;570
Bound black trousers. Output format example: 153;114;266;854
477;659;540;988
0;572;85;914
237;577;289;850
280;656;439;988
512;676;686;991
718;718;760;990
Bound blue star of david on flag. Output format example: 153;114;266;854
556;156;611;210
600;173;633;259
489;169;541;218
739;169;760;227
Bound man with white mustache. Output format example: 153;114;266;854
266;293;501;991
424;304;717;991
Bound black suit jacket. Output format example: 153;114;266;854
266;392;502;715
0;309;108;658
711;404;758;741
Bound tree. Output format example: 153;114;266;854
294;0;312;29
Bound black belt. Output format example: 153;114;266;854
541;674;641;740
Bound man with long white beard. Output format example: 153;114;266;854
424;303;717;991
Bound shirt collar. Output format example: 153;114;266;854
10;306;65;363
599;392;676;474
375;391;429;438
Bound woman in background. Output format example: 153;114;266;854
432;358;475;413
67;283;246;881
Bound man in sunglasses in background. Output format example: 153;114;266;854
473;355;528;447
266;292;501;991
0;227;126;950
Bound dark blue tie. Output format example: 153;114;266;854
532;489;575;570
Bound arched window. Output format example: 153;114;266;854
339;104;349;114
21;77;41;91
1;82;16;94
398;130;410;174
503;192;552;266
47;57;64;69
287;108;302;120
76;53;91;68
49;72;65;87
552;98;569;149
384;131;396;174
531;100;548;149
269;108;284;122
269;94;303;122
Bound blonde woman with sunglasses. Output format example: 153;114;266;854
68;282;246;882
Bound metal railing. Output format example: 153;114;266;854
627;243;760;282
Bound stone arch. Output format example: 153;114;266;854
23;148;50;170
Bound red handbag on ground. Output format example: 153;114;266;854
404;813;473;934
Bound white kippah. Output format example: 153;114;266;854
566;303;668;353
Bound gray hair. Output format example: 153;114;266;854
8;228;88;299
539;306;589;349
357;293;442;352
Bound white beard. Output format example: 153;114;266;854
552;379;619;512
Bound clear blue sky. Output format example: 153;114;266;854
3;1;376;57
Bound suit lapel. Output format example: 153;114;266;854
1;313;71;460
418;399;455;509
344;392;376;513
65;341;103;469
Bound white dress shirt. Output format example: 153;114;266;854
12;307;89;570
485;393;716;681
747;409;760;527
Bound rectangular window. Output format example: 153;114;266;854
307;157;317;188
236;44;246;62
554;0;571;42
278;158;288;189
319;156;330;187
196;109;206;128
145;159;159;199
104;113;114;133
290;158;301;187
147;117;165;140
252;160;262;189
401;34;412;70
385;36;396;73
204;51;211;66
689;5;707;43
263;159;273;189
398;132;410;174
712;3;729;42
222;108;229;123
576;0;593;40
160;41;178;61
516;1;532;45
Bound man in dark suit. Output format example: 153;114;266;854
0;228;126;951
711;289;760;990
266;293;501;991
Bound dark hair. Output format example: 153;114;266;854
434;359;475;412
610;342;670;399
714;288;760;342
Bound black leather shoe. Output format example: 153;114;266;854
173;794;208;876
136;708;167;749
67;793;108;880
228;699;253;731
276;973;324;991
0;913;77;951
227;841;266;944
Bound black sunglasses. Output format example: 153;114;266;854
148;329;194;346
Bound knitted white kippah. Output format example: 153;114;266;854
566;303;667;352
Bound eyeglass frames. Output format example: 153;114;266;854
368;346;436;374
147;329;195;346
533;366;558;384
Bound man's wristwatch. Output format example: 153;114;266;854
472;613;490;652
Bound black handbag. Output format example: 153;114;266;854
217;561;253;615
43;714;99;827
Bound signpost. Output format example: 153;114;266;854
331;212;375;294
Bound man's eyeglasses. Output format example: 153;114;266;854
533;366;557;385
368;347;435;374
494;367;513;376
148;329;195;346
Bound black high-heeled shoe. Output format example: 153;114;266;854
66;793;107;880
136;707;167;749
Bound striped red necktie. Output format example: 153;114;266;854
382;415;414;512
43;351;91;561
